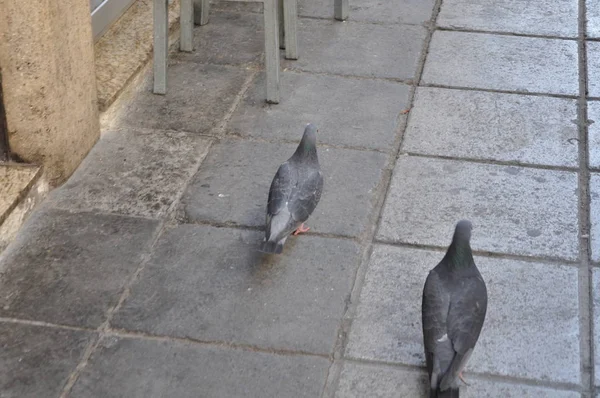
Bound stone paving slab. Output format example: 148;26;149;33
47;130;212;219
346;245;580;384
594;270;600;386
71;336;329;397
180;140;387;238
592;173;600;262
589;0;600;38
377;156;579;260
283;19;426;80
174;11;263;66
0;209;160;328
422;31;579;96
109;63;252;134
402;87;579;167
589;101;600;169
298;0;435;25
0;323;93;398
112;225;360;354
227;71;410;150
437;0;578;38
334;362;580;398
589;41;600;98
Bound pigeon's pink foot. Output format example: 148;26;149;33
293;224;310;235
458;371;470;386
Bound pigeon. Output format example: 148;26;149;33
260;123;324;254
421;220;487;398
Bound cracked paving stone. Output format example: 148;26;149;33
227;71;410;151
0;323;93;398
109;63;252;134
47;129;212;219
112;225;361;354
334;362;580;398
70;336;329;398
403;87;579;167
422;31;579;96
283;19;426;80
438;0;578;38
0;208;160;328
180;140;387;238
346;245;580;384
377;156;579;260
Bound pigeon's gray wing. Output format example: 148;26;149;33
439;274;488;391
266;162;295;237
422;269;454;396
288;169;323;223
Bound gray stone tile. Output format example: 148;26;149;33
590;101;600;169
0;209;160;328
111;63;252;134
71;336;329;398
283;19;426;80
438;0;578;38
112;225;360;354
591;174;600;262
227;71;410;150
403;87;579;167
334;362;579;398
346;245;580;384
0;323;93;398
595;270;600;386
589;0;600;38
174;11;263;66
47;130;212;219
422;31;579;96
298;0;435;25
211;0;264;14
589;41;600;98
377;156;579;260
180;140;387;238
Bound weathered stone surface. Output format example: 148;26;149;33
174;11;264;66
377;156;579;260
47;129;212;219
438;0;578;37
589;0;600;38
0;323;93;398
180;140;386;238
588;41;600;98
0;165;41;223
108;63;252;134
590;101;600;169
0;209;160;328
283;19;426;80
346;245;580;384
591;173;600;262
403;87;579;167
71;336;329;397
298;0;435;25
422;31;579;96
228;71;410;150
335;362;580;397
113;225;361;354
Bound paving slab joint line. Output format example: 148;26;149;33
319;1;443;396
419;83;580;100
577;0;595;395
282;66;416;85
435;26;579;42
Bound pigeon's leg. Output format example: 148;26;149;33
458;371;470;386
293;223;310;235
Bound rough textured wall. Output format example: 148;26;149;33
0;0;100;186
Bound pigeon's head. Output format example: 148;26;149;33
453;220;473;242
300;123;318;149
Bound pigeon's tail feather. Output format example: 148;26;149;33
259;240;284;254
436;388;459;398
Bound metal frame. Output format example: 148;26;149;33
91;0;138;42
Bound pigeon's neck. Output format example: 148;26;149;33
292;139;318;162
444;240;475;270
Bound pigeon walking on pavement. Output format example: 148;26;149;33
260;123;324;254
422;220;488;398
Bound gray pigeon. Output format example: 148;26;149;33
260;123;323;254
422;220;487;398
